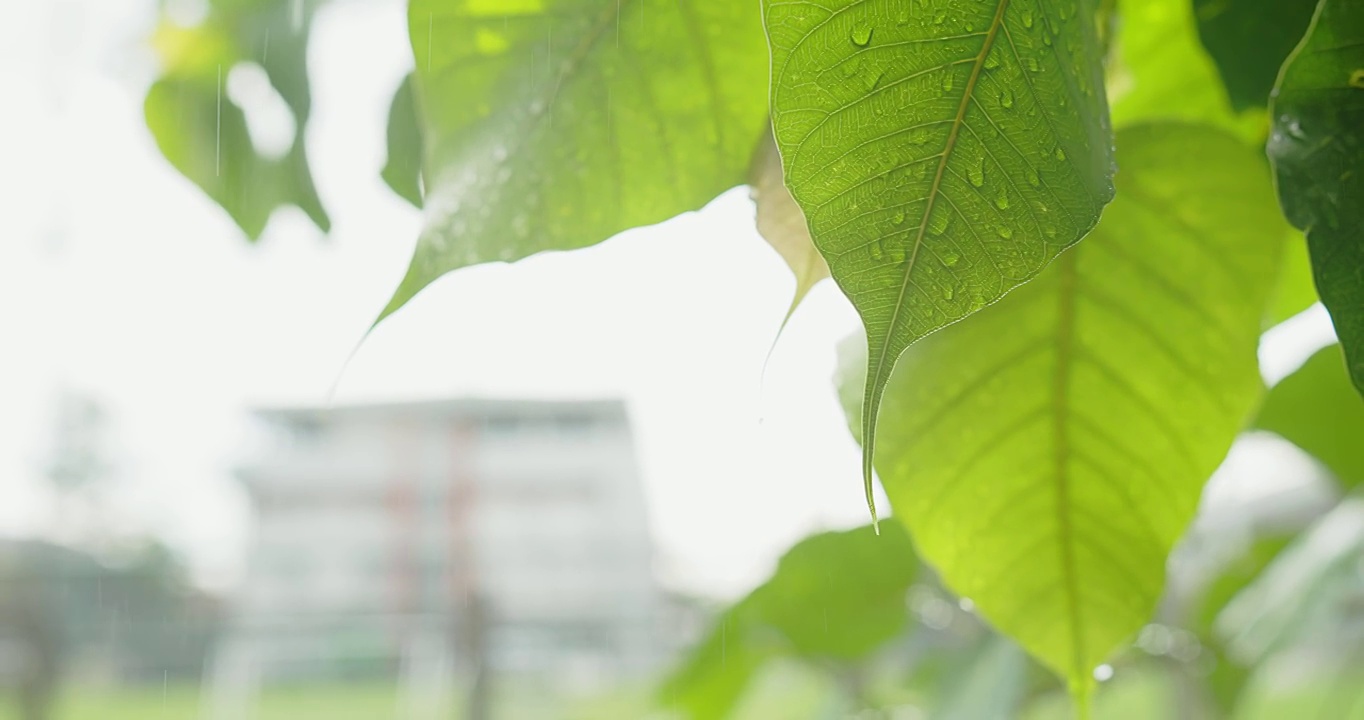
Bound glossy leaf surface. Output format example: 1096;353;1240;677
379;0;770;320
839;124;1282;692
382;73;425;208
1268;0;1364;398
764;0;1115;522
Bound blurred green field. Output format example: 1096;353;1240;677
3;667;1362;720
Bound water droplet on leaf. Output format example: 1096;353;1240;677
997;225;1013;239
851;24;873;47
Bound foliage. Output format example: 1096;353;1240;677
142;0;1364;711
1267;0;1364;398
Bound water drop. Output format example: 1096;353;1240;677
943;251;960;266
1042;33;1052;47
984;53;1000;70
1000;89;1014;109
1026;57;1040;73
870;240;886;260
889;244;907;263
942;72;954;91
851;24;873;47
892;209;907;225
932;10;947;25
1054;146;1067;161
942;285;955;300
997;225;1014;239
1351;69;1364;89
994;191;1010;210
928;209;951;235
1026;168;1040;187
1021;10;1034;28
968;157;985;187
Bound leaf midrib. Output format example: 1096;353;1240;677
862;0;1013;518
1052;250;1088;693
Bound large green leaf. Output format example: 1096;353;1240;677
1193;0;1319;111
379;0;770;320
1255;344;1364;490
661;524;917;718
837;124;1283;697
1268;0;1364;399
764;0;1116;524
145;0;330;239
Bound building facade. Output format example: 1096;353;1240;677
218;398;661;692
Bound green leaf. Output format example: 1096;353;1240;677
764;0;1116;525
661;524;917;718
1107;0;1260;139
1265;232;1318;327
382;73;425;207
1254;344;1364;490
837;124;1283;695
145;1;330;239
380;0;770;321
751;126;829;333
1268;0;1364;399
1193;0;1319;111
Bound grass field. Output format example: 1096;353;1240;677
3;668;1362;719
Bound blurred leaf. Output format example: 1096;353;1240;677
661;524;917;718
932;638;1029;720
382;73;425;207
1192;0;1319;111
838;124;1282;697
764;0;1116;526
1265;233;1318;327
1107;0;1264;139
145;0;330;239
1255;344;1364;490
379;0;770;321
1268;0;1364;399
750;127;828;332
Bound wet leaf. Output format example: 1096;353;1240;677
1267;0;1364;399
379;0;770;321
145;0;330;240
837;124;1282;697
764;0;1115;525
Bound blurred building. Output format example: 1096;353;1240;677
214;398;661;694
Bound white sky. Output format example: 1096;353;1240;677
0;0;1339;600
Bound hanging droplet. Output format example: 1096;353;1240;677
851;23;873;47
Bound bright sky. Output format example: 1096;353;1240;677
0;0;1339;599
